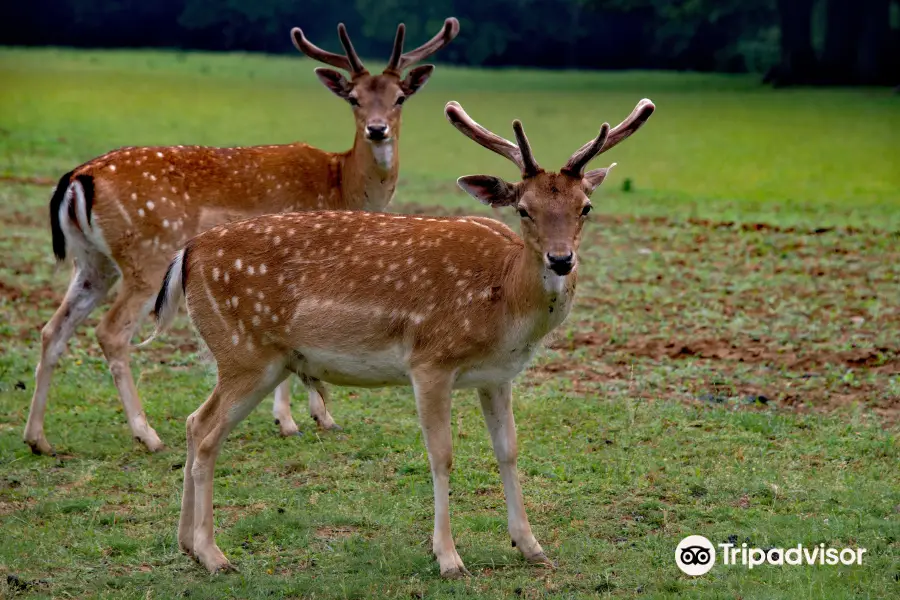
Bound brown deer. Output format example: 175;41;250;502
23;18;460;455
147;98;655;576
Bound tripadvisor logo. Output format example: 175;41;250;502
676;535;716;576
675;535;867;576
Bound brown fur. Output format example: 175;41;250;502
163;98;655;577
23;19;459;456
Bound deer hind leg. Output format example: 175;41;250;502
24;257;116;455
307;379;340;431
185;363;288;573
411;367;469;579
95;278;163;452
272;379;301;437
478;382;552;567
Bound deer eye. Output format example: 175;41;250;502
581;204;592;216
348;97;360;107
518;208;531;220
395;95;406;106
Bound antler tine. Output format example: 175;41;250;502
386;23;406;72
291;26;352;72
396;18;460;72
337;23;367;75
512;120;541;177
445;101;526;173
561;99;655;176
561;123;610;177
600;98;655;154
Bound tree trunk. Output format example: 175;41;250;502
765;0;818;86
821;0;864;84
856;0;896;84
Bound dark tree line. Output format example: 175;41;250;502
2;0;897;84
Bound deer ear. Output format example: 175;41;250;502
400;65;434;97
457;175;518;207
583;163;616;193
315;67;351;100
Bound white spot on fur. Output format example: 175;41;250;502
162;219;170;228
212;268;220;281
232;333;240;345
156;151;164;158
231;296;238;307
137;208;145;217
235;259;242;270
217;249;224;257
247;265;255;275
260;264;267;275
146;200;155;210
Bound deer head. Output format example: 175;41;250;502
292;19;459;144
445;98;655;277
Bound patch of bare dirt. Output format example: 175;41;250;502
315;526;360;539
0;174;55;186
5;209;45;229
0;279;62;307
548;330;899;373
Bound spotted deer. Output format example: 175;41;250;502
23;18;460;455
147;98;655;576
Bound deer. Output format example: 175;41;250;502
146;97;655;577
22;18;460;456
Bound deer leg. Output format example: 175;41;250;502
272;379;300;436
24;261;114;455
96;281;163;452
478;382;551;567
178;409;198;556
411;367;468;578
188;365;288;573
308;379;340;431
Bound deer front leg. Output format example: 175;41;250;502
411;367;469;579
478;382;552;567
188;365;288;573
272;380;300;436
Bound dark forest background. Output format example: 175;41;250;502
3;0;898;85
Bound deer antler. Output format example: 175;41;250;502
291;23;368;76
387;18;460;74
561;98;655;176
444;101;542;178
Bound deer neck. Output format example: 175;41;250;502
341;128;400;212
505;244;577;343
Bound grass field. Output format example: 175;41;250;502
0;48;898;599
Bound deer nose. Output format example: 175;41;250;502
546;252;574;275
366;123;390;141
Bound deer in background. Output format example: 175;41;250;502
23;18;460;456
148;98;655;576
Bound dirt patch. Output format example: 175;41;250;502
0;279;62;307
4;209;45;229
314;526;359;539
0;174;55;186
548;330;899;374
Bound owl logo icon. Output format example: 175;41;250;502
676;535;716;576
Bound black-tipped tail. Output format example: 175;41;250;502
49;171;74;261
140;244;190;348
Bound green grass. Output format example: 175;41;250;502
0;48;898;599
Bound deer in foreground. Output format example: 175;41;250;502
23;18;459;455
148;98;655;576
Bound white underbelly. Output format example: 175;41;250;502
454;346;539;389
297;345;410;387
